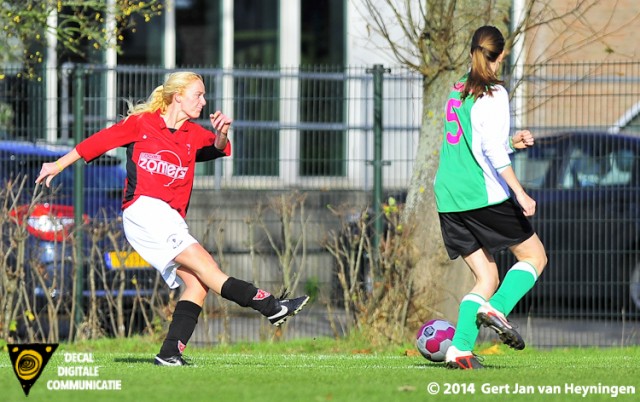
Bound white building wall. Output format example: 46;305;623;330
279;0;301;186
44;1;419;190
344;1;421;190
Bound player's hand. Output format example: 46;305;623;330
512;130;534;150
515;190;536;217
210;111;232;135
35;162;62;188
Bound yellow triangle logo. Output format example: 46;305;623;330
8;343;59;396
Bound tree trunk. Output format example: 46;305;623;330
403;71;475;328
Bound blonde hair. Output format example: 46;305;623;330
126;71;204;116
462;26;505;101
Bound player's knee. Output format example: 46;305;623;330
539;253;548;275
533;250;548;275
477;273;500;294
491;275;500;292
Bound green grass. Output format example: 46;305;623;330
1;337;638;402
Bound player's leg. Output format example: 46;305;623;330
155;269;208;366
475;235;545;351
455;199;536;350
487;233;547;316
446;247;499;369
174;243;309;326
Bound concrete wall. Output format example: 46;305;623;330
184;189;374;293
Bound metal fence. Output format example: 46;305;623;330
506;61;640;347
0;64;422;191
513;61;640;135
2;62;640;347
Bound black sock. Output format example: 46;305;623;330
158;300;202;358
220;277;280;316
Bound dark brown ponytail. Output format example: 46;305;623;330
462;26;505;101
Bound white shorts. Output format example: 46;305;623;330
122;196;198;289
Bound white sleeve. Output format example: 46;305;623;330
471;86;512;173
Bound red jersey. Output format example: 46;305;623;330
76;111;231;217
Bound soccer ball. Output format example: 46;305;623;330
415;319;455;362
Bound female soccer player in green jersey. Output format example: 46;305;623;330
433;26;547;369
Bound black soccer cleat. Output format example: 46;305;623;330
154;354;189;366
476;303;525;350
268;295;310;326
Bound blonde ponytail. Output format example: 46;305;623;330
125;72;204;117
127;85;167;116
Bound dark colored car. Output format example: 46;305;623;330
0;141;164;334
499;132;640;318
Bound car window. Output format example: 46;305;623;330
0;151;124;206
561;145;634;189
513;146;556;189
599;149;634;185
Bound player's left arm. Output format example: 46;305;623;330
510;130;534;150
196;145;228;162
479;86;512;169
210;111;231;150
196;112;232;162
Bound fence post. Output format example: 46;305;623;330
366;64;391;261
73;66;85;330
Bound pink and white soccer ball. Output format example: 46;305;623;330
415;319;456;362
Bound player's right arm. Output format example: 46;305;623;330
500;166;536;217
36;148;82;187
36;115;140;187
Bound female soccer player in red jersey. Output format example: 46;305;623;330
36;71;309;366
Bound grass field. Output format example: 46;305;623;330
1;336;638;402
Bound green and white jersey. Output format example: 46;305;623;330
434;76;514;213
